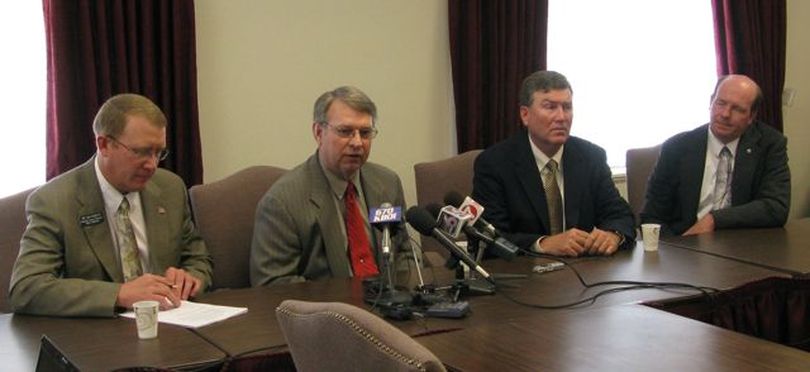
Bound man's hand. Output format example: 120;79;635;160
583;228;621;255
536;228;590;256
116;274;181;310
164;267;202;301
683;213;716;236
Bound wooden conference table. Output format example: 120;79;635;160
663;218;810;276
2;237;808;370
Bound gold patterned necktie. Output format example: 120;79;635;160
117;197;143;281
713;146;733;210
542;159;563;234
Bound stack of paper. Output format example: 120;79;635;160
121;301;247;328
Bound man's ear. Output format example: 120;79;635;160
519;106;530;126
312;122;323;144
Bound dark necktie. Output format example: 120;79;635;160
713;146;733;210
344;182;379;278
542;160;563;234
116;197;143;281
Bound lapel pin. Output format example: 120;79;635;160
157;207;166;214
746;148;752;154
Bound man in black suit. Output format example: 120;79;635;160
641;74;790;236
472;71;635;257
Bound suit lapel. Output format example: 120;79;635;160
141;180;169;274
513;134;552;233
307;156;352;278
681;127;708;214
731;124;762;204
561;143;584;228
76;160;123;282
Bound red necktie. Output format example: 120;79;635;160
344;182;379;278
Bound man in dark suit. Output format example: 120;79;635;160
473;71;635;257
250;86;411;286
9;94;213;317
641;75;790;236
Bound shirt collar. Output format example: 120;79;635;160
319;157;362;200
707;127;740;157
528;133;564;169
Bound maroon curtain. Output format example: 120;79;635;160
44;0;203;186
712;0;786;132
449;0;548;152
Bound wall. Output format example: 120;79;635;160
195;0;454;207
784;0;810;219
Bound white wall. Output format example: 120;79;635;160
195;0;454;206
784;0;810;219
196;0;810;220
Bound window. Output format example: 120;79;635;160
548;1;717;170
0;3;46;197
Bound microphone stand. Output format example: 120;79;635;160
450;235;496;297
371;244;413;308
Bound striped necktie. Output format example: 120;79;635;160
542;159;563;234
713;146;733;210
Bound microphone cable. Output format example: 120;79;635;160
493;248;720;310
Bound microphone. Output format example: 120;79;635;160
436;205;473;239
406;206;494;284
427;203;518;261
444;191;520;261
369;202;402;262
444;191;499;237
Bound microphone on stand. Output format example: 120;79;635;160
406;206;495;285
443;192;519;260
367;203;411;307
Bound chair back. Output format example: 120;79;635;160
413;150;482;257
625;144;662;225
1;187;36;313
276;300;446;372
189;166;287;290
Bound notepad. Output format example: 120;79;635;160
121;301;247;328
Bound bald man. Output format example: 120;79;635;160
641;74;790;236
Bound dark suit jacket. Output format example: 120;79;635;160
9;158;213;317
472;130;636;252
250;153;412;286
640;122;790;236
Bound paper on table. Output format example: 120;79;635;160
121;301;247;328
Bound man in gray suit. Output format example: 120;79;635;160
641;74;790;236
9;94;213;317
250;86;411;286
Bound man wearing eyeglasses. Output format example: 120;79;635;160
250;86;412;286
9;93;213;317
641;75;790;236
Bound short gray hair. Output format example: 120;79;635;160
313;86;377;125
519;71;572;107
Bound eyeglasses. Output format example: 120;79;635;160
320;122;378;140
107;136;169;161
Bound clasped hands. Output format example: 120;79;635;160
116;267;202;310
537;227;622;257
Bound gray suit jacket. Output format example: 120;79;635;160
641;122;790;236
250;153;411;286
9;159;213;317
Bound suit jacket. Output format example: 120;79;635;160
640;122;790;236
472;130;636;252
9;159;213;317
250;153;412;286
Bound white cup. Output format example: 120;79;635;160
641;223;661;251
133;300;159;339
